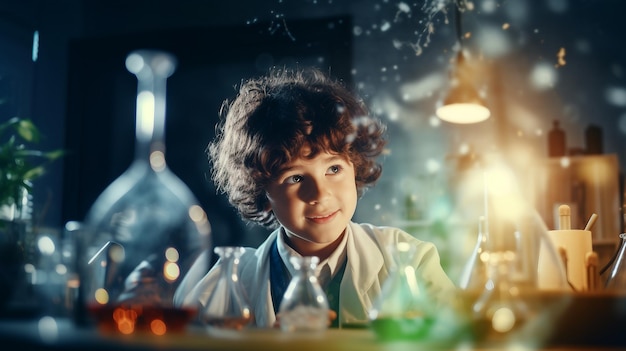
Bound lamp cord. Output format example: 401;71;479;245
454;0;467;65
455;0;463;44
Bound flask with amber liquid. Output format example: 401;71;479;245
77;50;212;334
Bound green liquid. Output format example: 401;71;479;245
370;317;434;341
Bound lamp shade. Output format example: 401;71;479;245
436;77;490;124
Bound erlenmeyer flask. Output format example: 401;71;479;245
201;246;253;329
368;242;434;340
604;233;626;290
278;256;329;332
472;250;530;339
77;50;212;334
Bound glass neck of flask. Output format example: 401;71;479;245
134;73;168;167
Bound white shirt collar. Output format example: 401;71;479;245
276;226;348;288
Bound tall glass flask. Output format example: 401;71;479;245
201;246;253;329
459;216;489;291
78;50;212;334
464;161;570;346
279;256;329;332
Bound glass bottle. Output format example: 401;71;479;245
548;120;566;157
201;246;253;330
278;256;329;332
77;50;212;334
368;242;434;340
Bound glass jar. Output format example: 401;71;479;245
201;246;253;330
77;50;212;334
278;256;329;332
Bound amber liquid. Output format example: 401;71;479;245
88;304;197;334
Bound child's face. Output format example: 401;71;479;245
265;149;358;252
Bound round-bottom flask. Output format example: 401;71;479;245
279;256;329;332
201;246;253;330
78;50;212;334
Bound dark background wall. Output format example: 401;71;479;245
2;0;625;276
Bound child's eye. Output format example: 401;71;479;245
327;165;343;174
285;175;303;184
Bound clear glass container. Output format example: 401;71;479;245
459;160;571;346
472;250;530;340
368;242;434;340
458;216;488;291
278;256;329;332
604;233;626;290
77;50;212;334
201;246;253;330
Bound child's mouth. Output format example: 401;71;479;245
307;210;338;224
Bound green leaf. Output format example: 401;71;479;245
15;119;40;143
22;166;46;181
0;117;64;207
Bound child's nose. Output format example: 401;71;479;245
303;178;331;204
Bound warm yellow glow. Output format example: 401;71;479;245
94;288;109;304
163;261;180;282
397;242;411;252
165;247;179;262
491;307;516;333
150;151;166;171
137;91;155;141
436;103;490;124
189;205;206;222
189;205;211;235
108;244;125;263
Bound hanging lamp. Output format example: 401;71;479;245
436;1;490;124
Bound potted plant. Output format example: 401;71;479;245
0;117;64;217
0;116;64;313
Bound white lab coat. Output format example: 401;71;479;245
175;221;455;327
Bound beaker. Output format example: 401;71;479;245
201;246;253;329
278;256;329;332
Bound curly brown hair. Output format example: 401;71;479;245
207;67;387;229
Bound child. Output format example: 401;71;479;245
174;67;455;328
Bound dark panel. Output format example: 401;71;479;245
63;16;353;247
